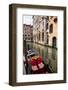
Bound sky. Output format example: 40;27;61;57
23;15;33;25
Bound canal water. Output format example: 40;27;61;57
27;42;57;73
24;42;57;74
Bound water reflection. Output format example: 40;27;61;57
26;42;57;73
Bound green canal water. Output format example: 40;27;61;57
25;42;57;73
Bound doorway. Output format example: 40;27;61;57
52;37;56;47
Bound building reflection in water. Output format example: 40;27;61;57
26;42;57;73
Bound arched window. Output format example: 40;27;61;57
50;24;53;33
54;17;57;23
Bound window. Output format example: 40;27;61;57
47;34;49;44
28;38;30;40
42;32;44;41
46;23;48;30
39;31;40;41
28;35;30;37
46;16;49;20
52;37;57;47
54;17;57;23
49;24;53;33
25;35;27;36
42;16;44;19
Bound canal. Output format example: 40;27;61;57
23;42;57;74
